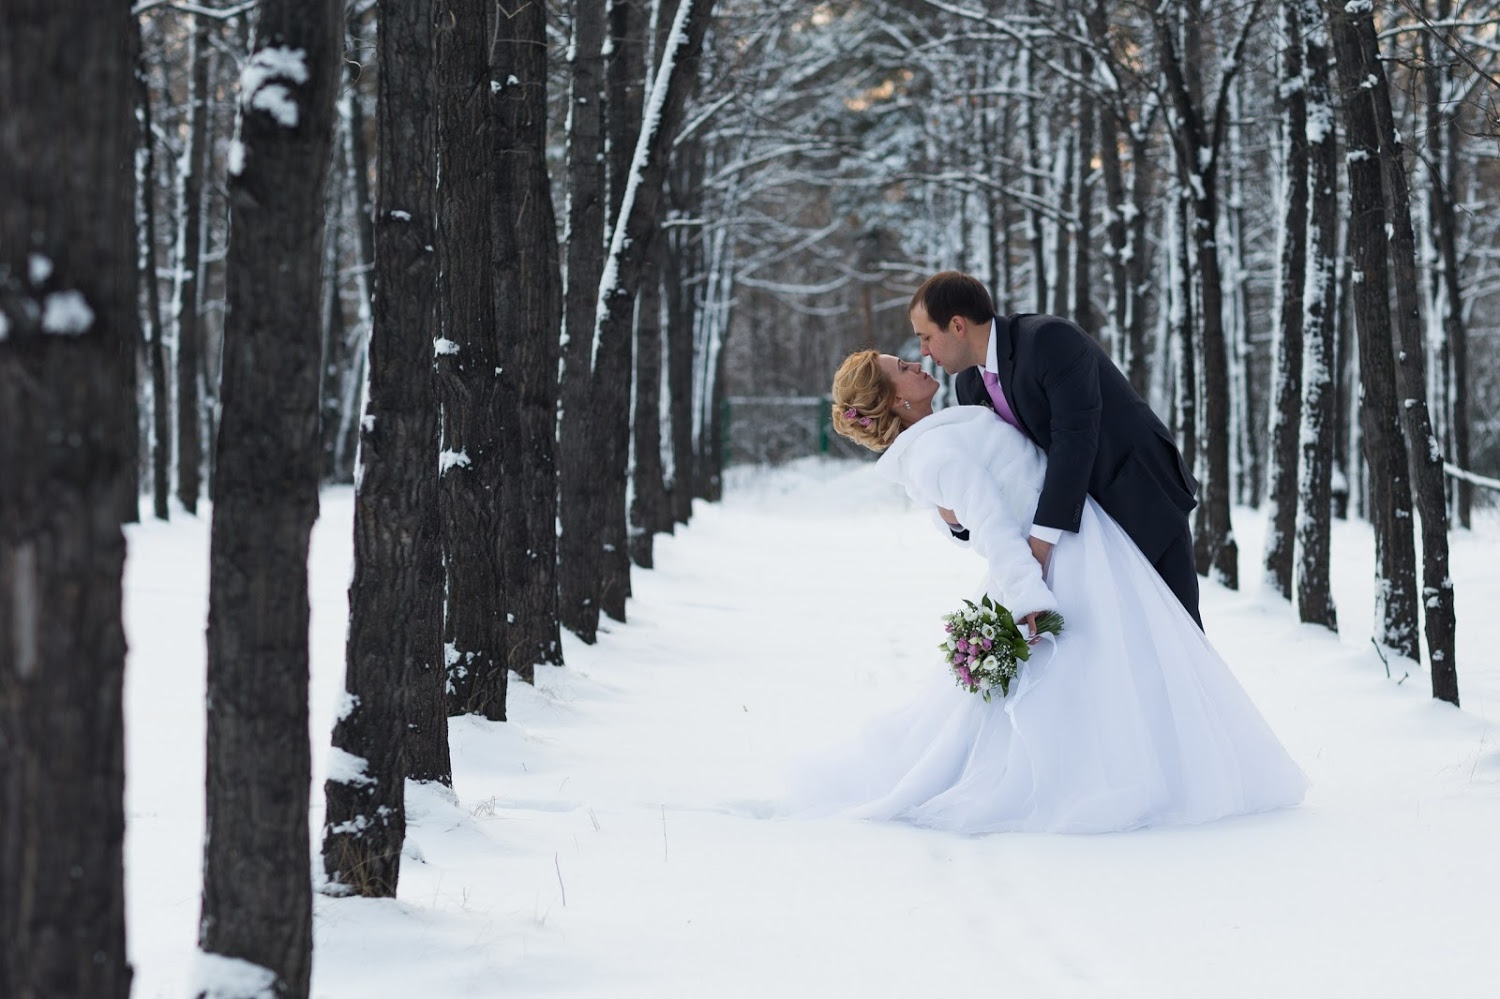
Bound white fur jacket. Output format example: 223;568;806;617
876;406;1058;617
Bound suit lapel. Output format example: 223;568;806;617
993;315;1040;443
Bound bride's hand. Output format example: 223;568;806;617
1021;611;1043;644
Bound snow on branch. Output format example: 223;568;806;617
1444;463;1500;492
591;0;700;370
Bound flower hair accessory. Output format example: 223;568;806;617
843;406;872;428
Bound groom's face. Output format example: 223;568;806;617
911;304;966;375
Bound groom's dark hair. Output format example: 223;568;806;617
910;271;997;329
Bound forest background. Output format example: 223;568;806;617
3;0;1500;996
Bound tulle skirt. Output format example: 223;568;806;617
787;500;1308;834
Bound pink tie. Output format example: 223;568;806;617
982;368;1021;430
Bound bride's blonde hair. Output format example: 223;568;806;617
831;350;903;452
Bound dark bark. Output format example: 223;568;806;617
1156;1;1247;589
137;27;172;522
1051;133;1073;319
1332;242;1355;519
1327;1;1419;662
436;0;507;720
1263;0;1308;600
176;17;212;515
493;0;566;683
1072;83;1096;333
0;3;138;996
696;342;726;502
665;147;702;528
322;0;446;899
199;1;341;994
630;242;669;568
1423;0;1471;529
1354;10;1457;702
1294;0;1338;632
1125;129;1155;398
1024;74;1049;313
593;0;717;584
1095;47;1130;365
321;7;375;486
557;0;610;643
1172;194;1198;478
591;0;650;621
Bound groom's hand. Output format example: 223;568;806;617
1028;536;1054;570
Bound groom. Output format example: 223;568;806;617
910;271;1203;628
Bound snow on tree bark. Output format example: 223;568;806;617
1294;0;1339;632
1263;0;1309;601
558;0;611;644
435;0;509;720
1349;5;1458;703
322;0;448;898
1154;0;1253;589
1327;0;1420;663
198;0;340;994
175;17;212;515
493;0;567;682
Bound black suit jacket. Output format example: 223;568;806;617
956;313;1198;562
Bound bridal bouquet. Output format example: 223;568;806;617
940;595;1064;701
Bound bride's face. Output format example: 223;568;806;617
878;354;938;408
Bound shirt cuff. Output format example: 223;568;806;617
1029;525;1063;544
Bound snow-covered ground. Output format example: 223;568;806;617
123;458;1500;997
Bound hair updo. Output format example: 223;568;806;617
830;350;902;452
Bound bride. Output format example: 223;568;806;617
800;349;1307;834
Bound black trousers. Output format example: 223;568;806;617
1151;526;1203;630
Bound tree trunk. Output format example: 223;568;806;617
592;0;716;599
435;0;508;720
664;137;705;528
1126;129;1155;399
1171;194;1198;475
493;0;566;683
594;0;651;622
1051;126;1073;319
1294;0;1339;632
322;0;446;899
1156;1;1243;589
1327;0;1419;662
136;25;172;523
630;241;670;568
321;17;375;486
1263;0;1308;600
1073;77;1096;333
198;2;340;994
0;4;137;995
557;0;611;643
175;17;211;515
1023;52;1048;311
1354;9;1457;702
1099;119;1128;364
1225;80;1259;508
1423;0;1471;529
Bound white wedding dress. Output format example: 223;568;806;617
794;406;1307;834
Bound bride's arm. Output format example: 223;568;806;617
910;443;1057;616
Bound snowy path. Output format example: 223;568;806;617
125;461;1500;997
